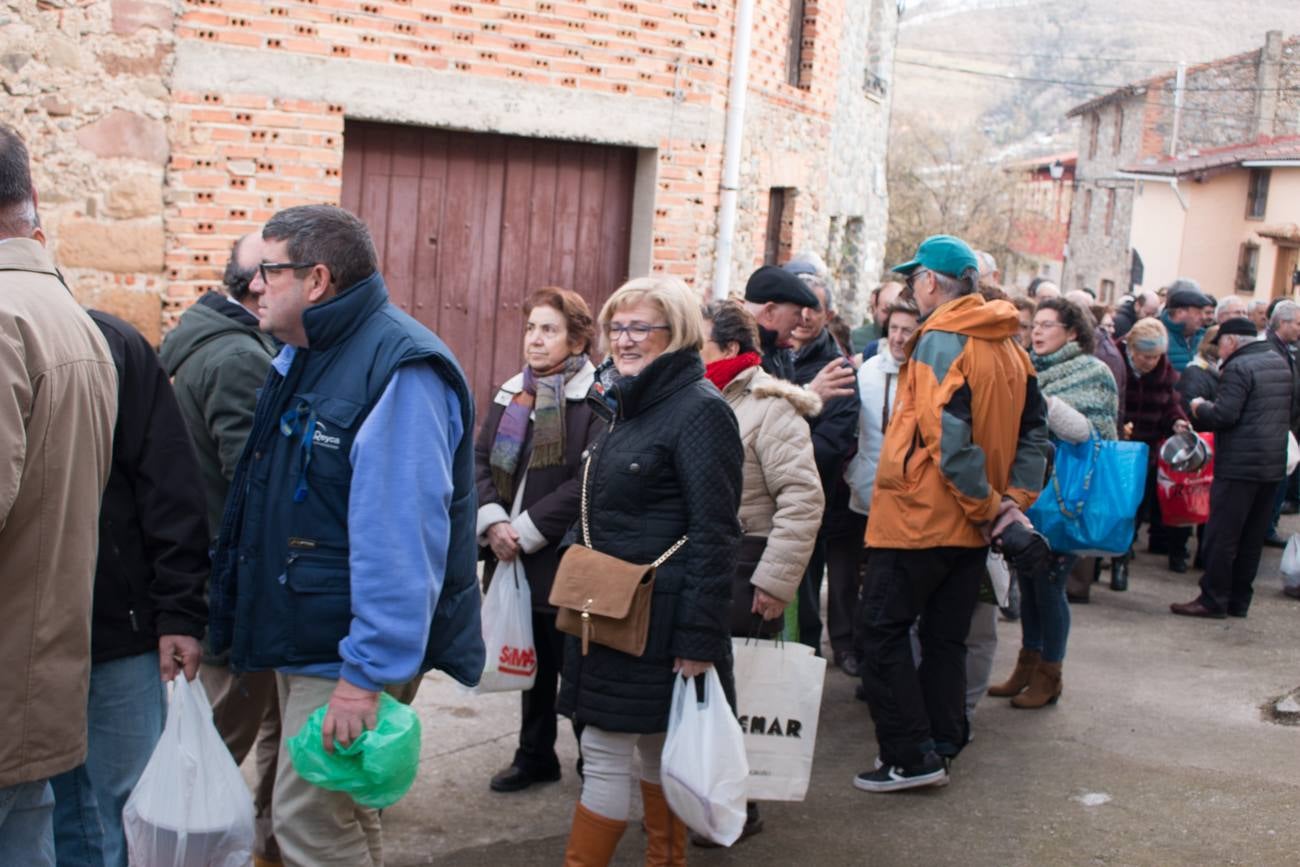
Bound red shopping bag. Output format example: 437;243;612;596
1156;433;1214;526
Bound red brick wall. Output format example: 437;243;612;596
162;0;856;321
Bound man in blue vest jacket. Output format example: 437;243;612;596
209;205;484;867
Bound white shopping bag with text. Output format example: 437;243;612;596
476;559;538;693
123;675;255;867
732;638;826;801
661;667;749;846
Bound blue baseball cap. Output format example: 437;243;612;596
891;235;980;279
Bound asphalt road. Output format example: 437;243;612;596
368;531;1300;866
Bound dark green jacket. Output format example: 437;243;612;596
160;293;275;535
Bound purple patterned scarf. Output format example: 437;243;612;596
490;354;588;503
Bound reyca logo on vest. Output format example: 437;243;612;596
313;421;342;450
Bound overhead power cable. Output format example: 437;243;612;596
895;57;1299;94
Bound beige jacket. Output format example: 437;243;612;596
0;238;117;788
720;365;824;603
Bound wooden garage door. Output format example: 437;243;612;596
340;121;638;421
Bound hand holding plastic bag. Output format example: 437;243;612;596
476;559;538;693
660;668;748;846
287;691;421;809
123;676;255;867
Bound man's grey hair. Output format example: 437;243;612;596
787;249;829;277
799;273;835;312
1249;299;1270;314
1215;295;1245;318
1270;299;1298;330
933;268;979;299
262;205;377;292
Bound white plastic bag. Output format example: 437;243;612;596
1288;432;1299;477
1282;534;1300;593
123;675;254;867
475;559;538;693
986;550;1012;609
661;668;748;846
732;638;825;801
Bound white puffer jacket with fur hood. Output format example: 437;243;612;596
718;364;825;603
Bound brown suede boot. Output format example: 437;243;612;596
1011;661;1062;709
640;781;687;866
563;803;628;866
987;648;1040;697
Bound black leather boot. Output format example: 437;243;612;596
1110;557;1129;592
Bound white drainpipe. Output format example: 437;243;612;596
710;0;755;301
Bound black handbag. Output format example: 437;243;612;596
730;535;784;638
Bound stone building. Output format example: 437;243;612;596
3;0;897;396
1062;29;1298;302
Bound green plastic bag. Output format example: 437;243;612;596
286;692;421;809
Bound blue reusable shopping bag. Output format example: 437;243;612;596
1026;433;1148;556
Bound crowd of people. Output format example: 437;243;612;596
2;116;1297;867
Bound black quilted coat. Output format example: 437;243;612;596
557;350;743;734
1194;340;1293;483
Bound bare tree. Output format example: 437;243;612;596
885;120;1021;277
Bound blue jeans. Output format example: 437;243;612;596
0;780;56;865
51;651;167;867
1019;553;1075;663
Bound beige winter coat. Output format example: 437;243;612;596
719;365;824;603
0;238;117;788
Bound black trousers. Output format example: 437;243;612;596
514;610;577;774
797;538;827;652
1198;477;1278;615
858;546;985;769
1139;460;1191;556
826;515;869;658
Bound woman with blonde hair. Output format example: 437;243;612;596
557;277;743;866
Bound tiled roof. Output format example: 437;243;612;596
1121;136;1300;176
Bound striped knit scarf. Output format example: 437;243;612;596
1032;342;1119;441
490;354;587;504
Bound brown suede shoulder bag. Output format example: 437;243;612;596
548;454;687;657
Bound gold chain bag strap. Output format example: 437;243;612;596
548;453;687;657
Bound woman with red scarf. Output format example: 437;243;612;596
473;287;602;795
694;299;824;847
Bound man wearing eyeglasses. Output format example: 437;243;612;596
160;232;281;865
209;205;485;867
853;234;1050;794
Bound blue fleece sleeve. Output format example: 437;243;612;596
337;363;464;692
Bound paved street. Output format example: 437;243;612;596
369;530;1300;866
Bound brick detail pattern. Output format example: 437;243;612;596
12;0;897;334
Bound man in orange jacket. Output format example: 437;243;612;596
853;235;1051;793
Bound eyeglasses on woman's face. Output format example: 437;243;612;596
605;323;670;344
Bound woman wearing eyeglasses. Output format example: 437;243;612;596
472;287;602;795
557;277;743;865
988;298;1119;710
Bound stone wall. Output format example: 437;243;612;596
3;0;174;344
8;0;896;337
1064;33;1299;300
